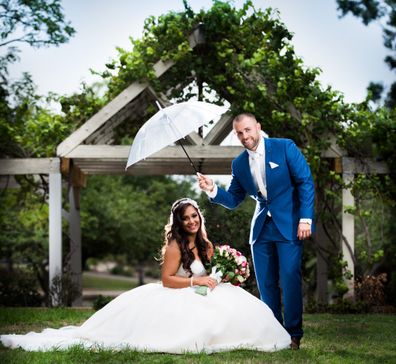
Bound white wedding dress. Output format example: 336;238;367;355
1;260;291;353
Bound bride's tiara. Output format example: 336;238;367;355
171;198;200;213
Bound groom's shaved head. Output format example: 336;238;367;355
233;113;258;124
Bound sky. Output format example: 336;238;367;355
7;0;392;104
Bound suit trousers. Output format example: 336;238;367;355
251;215;303;338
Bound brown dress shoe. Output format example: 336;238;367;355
290;336;301;350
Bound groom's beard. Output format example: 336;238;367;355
241;135;260;151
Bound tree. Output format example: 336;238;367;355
336;0;396;107
0;0;77;160
0;0;75;131
81;175;196;285
0;0;75;56
0;185;52;303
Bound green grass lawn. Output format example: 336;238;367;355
0;308;395;364
82;273;138;291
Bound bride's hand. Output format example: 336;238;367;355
195;276;218;290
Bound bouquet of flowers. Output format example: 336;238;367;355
195;244;250;295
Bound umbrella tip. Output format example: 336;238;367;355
155;100;162;110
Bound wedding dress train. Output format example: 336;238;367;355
1;260;291;353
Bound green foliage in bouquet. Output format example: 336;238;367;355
195;245;250;296
196;245;250;296
208;245;250;286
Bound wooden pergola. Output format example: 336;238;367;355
0;28;389;305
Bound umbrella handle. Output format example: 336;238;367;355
178;140;199;174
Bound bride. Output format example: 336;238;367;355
1;198;291;353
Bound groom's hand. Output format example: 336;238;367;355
297;222;311;240
197;172;214;192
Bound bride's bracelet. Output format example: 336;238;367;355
190;277;194;287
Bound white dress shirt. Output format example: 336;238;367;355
247;137;267;198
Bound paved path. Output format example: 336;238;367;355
84;271;158;283
81;271;160;307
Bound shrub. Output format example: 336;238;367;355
0;268;42;307
305;299;369;314
111;265;134;277
47;273;80;307
92;295;113;311
144;265;161;279
355;273;387;306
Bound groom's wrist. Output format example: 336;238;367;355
206;184;218;198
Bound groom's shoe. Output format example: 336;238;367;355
290;336;301;350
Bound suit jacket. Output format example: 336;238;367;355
211;138;315;244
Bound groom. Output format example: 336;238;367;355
197;113;315;349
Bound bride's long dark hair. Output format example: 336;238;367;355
162;198;210;276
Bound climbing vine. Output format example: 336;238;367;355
96;0;396;300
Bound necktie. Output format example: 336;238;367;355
252;153;267;199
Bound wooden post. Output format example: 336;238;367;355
342;171;355;298
49;161;62;306
315;219;330;303
68;186;83;306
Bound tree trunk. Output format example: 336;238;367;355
136;265;145;286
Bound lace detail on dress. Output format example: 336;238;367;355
176;260;206;277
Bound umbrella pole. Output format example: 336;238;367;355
178;140;199;174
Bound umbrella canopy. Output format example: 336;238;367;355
125;100;228;171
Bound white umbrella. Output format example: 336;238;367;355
125;100;228;172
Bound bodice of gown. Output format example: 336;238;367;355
176;260;206;277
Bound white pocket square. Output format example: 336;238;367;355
269;161;279;169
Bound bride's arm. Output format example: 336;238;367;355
161;241;217;289
206;240;214;260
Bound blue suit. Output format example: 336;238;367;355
211;137;315;338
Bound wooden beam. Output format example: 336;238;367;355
66;144;243;160
76;163;234;175
314;219;331;304
68;186;83;306
320;135;346;158
184;131;202;145
0;158;60;175
334;157;343;174
56;26;205;158
342;157;389;174
61;158;70;175
146;85;172;108
188;22;205;48
71;164;86;188
204;112;233;145
56;23;205;157
85;89;153;145
56;60;174;157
